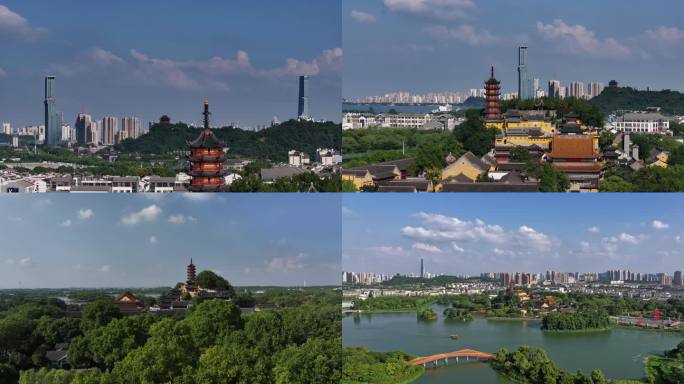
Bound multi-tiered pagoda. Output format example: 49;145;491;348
187;100;226;192
484;66;501;121
186;258;197;292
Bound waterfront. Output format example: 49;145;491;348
343;305;681;383
342;103;452;114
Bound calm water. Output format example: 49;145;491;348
343;305;681;383
342;103;445;114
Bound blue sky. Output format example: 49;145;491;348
343;0;684;98
343;194;684;276
0;194;341;288
0;0;341;128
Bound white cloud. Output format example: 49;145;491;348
78;208;94;220
412;242;442;253
87;47;124;65
168;214;197;224
121;204;162;225
451;242;465;253
59;219;72;227
369;245;406;255
384;0;475;20
266;253;305;272
6;257;32;267
601;232;645;252
536;19;630;59
493;248;516;257
0;5;46;41
401;212;555;250
579;241;590;249
643;26;684;44
100;265;111;272
652;220;669;229
426;25;499;46
675;236;682;243
342;206;355;217
587;226;600;233
0;67;6;77
149;236;158;245
351;10;376;23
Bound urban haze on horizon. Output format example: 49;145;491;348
342;194;684;276
0;0;342;129
343;0;684;99
0;194;342;288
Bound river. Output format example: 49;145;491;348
343;305;681;383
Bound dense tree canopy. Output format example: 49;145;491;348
115;120;341;162
591;86;684;115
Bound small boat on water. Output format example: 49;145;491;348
449;334;459;340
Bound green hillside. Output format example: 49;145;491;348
591;86;684;115
115;119;341;162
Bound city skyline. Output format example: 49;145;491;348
343;0;684;98
342;194;684;275
0;194;341;288
0;1;341;128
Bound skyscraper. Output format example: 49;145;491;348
420;258;424;278
44;76;62;145
122;117;141;140
101;116;117;145
298;75;310;119
675;271;683;286
569;81;585;99
2;123;10;135
75;113;97;145
517;46;533;100
548;80;562;98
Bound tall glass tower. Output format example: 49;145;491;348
297;75;309;119
44;76;62;145
517;46;533;100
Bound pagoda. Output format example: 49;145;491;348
187;100;227;192
186;258;197;292
484;66;501;121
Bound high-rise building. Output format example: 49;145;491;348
44;76;62;145
517;46;533;100
674;271;683;286
2;123;10;135
484;66;501;120
587;82;604;98
298;75;310;119
548;80;562;98
122;117;141;140
569;81;585;99
75;113;97;145
101;116;117;145
420;258;424;278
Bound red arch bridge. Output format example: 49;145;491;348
409;348;496;368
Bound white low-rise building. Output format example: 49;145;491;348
611;113;670;134
288;150;310;167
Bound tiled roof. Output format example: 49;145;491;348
550;135;598;159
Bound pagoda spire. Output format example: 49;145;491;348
203;100;211;130
490;65;494;78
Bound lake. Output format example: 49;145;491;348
343;305;681;383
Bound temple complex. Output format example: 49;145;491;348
187;100;227;192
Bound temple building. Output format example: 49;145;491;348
180;258;199;297
187;100;227;192
484;66;501;121
547;134;603;192
113;291;144;315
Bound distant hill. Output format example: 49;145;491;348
461;96;485;108
115;119;341;162
590;86;684;115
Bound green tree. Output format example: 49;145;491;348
195;270;236;297
87;316;154;369
194;343;269;384
182;300;243;349
80;299;121;333
599;175;636;192
274;338;342;384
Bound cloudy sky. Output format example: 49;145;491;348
343;0;684;98
0;0;341;128
343;194;684;276
0;194;341;288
